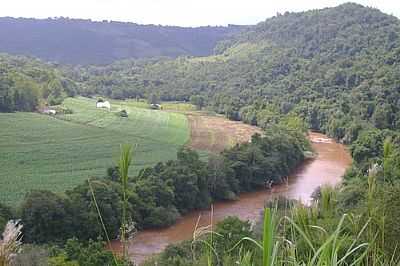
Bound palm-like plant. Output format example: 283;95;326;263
88;144;134;266
118;144;133;262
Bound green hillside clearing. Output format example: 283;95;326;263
0;97;189;205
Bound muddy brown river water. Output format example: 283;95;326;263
110;132;351;264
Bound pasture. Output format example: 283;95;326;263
106;98;196;112
0;97;189;205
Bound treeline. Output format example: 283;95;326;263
0;123;308;244
0;54;76;112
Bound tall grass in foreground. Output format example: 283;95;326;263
190;186;399;265
192;206;221;266
0;220;23;266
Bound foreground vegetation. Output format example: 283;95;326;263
145;183;400;265
142;131;400;265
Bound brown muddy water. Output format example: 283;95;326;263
110;132;351;264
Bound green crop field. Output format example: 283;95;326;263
0;97;189;206
109;98;196;112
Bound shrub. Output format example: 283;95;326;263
118;110;128;118
143;206;180;228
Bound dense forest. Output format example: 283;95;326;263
0;17;244;64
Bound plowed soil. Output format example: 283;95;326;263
187;113;263;153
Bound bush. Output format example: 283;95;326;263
48;238;119;266
143;206;180;228
55;106;74;114
118;109;128;117
213;217;253;255
106;166;120;181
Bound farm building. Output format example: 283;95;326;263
96;100;111;110
42;108;57;115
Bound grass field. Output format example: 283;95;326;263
0;97;189;205
106;98;196;112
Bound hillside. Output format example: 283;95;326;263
0;17;244;64
67;3;400;147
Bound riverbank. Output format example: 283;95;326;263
110;132;351;264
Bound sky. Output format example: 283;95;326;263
1;0;399;26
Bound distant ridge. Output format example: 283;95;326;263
0;17;245;64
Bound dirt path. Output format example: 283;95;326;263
186;113;262;153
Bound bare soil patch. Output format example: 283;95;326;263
187;113;262;153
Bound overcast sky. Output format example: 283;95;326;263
1;0;399;26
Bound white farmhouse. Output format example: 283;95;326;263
42;108;57;115
96;101;111;110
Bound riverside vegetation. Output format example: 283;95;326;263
2;2;400;266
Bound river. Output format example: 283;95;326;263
111;132;351;264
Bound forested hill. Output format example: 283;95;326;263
0;54;76;112
66;3;400;146
215;2;400;56
0;17;244;64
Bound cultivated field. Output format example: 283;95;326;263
0;97;189;205
0;97;262;206
108;99;196;112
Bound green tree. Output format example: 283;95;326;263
67;180;123;241
189;95;205;110
20;190;72;243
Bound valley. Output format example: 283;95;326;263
1;2;400;265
